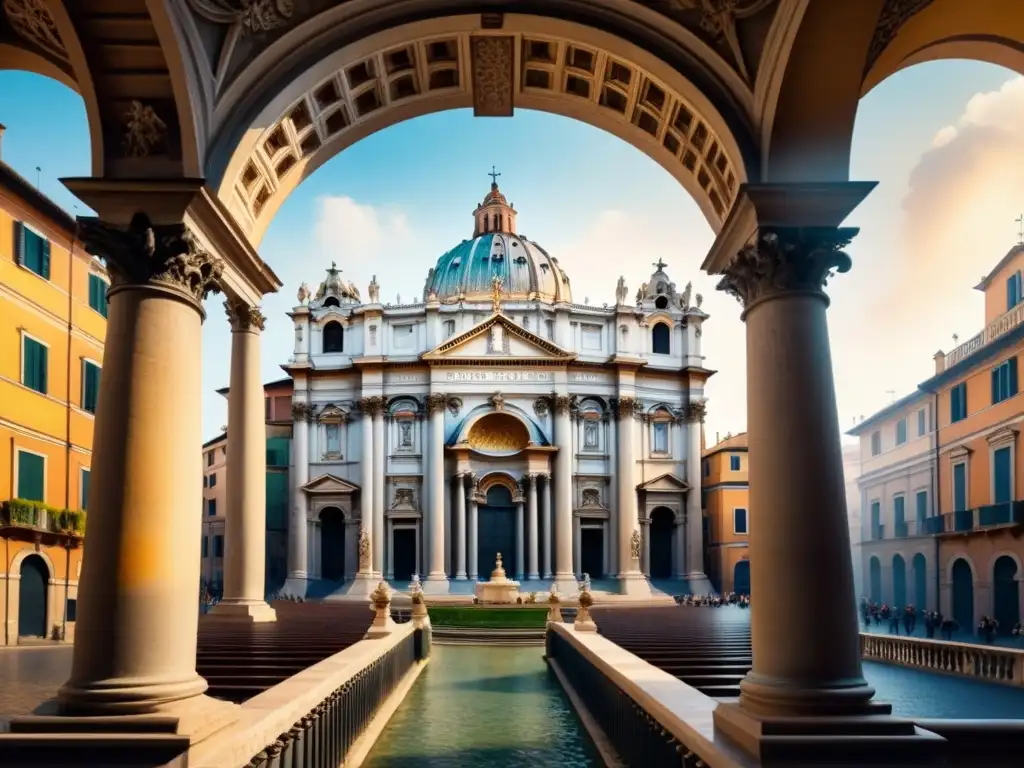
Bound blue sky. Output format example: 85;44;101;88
1;60;1021;444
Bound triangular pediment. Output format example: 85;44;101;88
637;473;691;492
302;473;361;494
423;313;576;363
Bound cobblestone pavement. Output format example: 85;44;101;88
0;646;73;728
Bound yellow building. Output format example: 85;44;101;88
701;432;749;594
0;147;104;644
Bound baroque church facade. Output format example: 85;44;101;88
284;179;712;595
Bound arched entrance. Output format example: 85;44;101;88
649;507;675;579
18;555;49;638
478;485;516;578
733;559;751;596
912;553;928;610
993;555;1019;635
892;554;907;607
319;507;346;582
951;558;974;631
869;557;882;603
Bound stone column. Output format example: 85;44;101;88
373;407;385;574
358;402;374;576
211;300;276;623
607;416;618;577
641;521;651;577
526;474;539;580
454;473;467;580
552;396;576;592
515;495;525;581
288;401;310;580
424;393;449;590
615;398;646;594
603;520;611;578
542;474;553;579
468;479;479;580
674;515;687;578
706;184;917;756
56;215;227;719
573;518;582;577
685;409;710;589
385;519;394;580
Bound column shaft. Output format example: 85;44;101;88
573;519;582;577
542;476;552;579
455;474;467;579
288;412;309;579
527;475;539;580
425;397;448;586
359;412;373;574
617;400;639;575
553;398;575;589
685;418;706;578
641;522;651;576
675;517;687;578
468;497;479;580
373;411;385;574
515;500;525;580
385;519;394;580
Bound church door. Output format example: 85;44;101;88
320;507;346;582
18;555;48;638
580;526;604;579
478;485;516;578
393;528;417;581
649;507;674;579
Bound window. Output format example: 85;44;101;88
952;462;968;512
893;495;906;537
323;296;340;308
21;333;48;395
915;490;927;526
214;534;224;557
991;357;1018;404
444;319;456;338
202;536;208;558
545;319;554;340
651;322;670;354
203;476;208;488
950;382;968;422
703;460;709;477
993;446;1012;504
870;431;881;456
730;455;741;471
917;408;927;436
1007;270;1023;311
80;468;90;511
207;451;214;467
733;508;748;534
652;422;668;453
16;450;45;501
325;424;341;455
895;418;907;446
88;274;109;317
209;472;217;488
13;222;51;279
82;361;101;414
207;499;217;517
323;321;344;353
870;500;881;540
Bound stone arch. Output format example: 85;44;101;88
651;321;671;354
868;555;881;603
212;14;752;244
891;553;907;607
946;552;977;583
951;556;975;630
387;396;421;416
912;552;928;610
9;546;56;582
992;553;1020;633
322;321;344;353
477;471;520;498
452;403;546;447
990;549;1023;577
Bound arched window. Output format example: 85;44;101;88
323;321;344;353
651;322;670;354
654;296;668;310
323;296;340;308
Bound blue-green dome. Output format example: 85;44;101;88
423;233;572;304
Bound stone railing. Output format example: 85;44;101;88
945;302;1024;368
189;620;429;768
861;633;1024;686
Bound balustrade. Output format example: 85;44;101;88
944;301;1024;368
860;633;1024;686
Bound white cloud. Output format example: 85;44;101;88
931;125;957;148
314;195;411;261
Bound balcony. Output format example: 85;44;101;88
935;502;1024;535
944;302;1024;368
0;499;87;538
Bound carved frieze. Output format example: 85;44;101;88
187;0;296;36
470;35;514;117
77;213;222;307
716;227;856;309
3;0;66;60
122;101;168;159
866;0;936;73
224;298;266;331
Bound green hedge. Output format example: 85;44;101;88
1;499;86;535
427;606;548;628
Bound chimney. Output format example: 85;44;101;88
933;350;946;375
0;124;6;161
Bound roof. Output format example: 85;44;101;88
216;376;293;397
702;432;747;457
974;243;1024;291
0;160;77;236
202;432;227;450
846;388;930;436
920;320;1024;391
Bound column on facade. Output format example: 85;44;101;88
573;518;582;577
607;415;618;576
57;214;222;717
641;521;651;577
685;409;707;580
425;393;449;587
707;185;891;747
515;494;525;580
526;474;539;580
468;475;479;580
288;398;310;580
372;405;385;574
542;474;553;579
552;396;576;590
674;515;687;578
385;518;394;580
616;397;641;576
359;401;374;576
454;473;467;580
211;299;276;623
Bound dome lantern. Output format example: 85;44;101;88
473;166;517;237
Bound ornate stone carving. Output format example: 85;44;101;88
291;402;314;422
552;394;572;416
581;488;601;508
122;101;168;158
224;298;266;331
358;528;371;572
533;397;550;417
470;35;514;117
490;274;505;314
359;395;385;417
615;396;638;420
488;391;506;411
296;282;310;305
716;227;856;308
681;281;693;310
3;0;66;60
390;488;417;510
426;393;448;414
187;0;295;35
370;580;390;609
615;276;628;305
686;400;707;424
446;396;463;416
368;274;380;303
866;0;936;72
696;293;704;308
77;213;222;306
630;528;642;562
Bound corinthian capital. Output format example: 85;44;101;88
615;396;637;420
717;227;856;309
77;213;222;307
225;298;266;331
426;393;448;414
359;396;385;417
552;394;572;416
686;400;706;424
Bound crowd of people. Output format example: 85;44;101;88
860;598;1024;644
676;592;750;607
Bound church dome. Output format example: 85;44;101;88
422;173;572;304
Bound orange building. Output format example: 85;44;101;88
920;242;1024;635
0;141;103;644
702;432;749;594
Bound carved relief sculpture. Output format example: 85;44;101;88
488;391;506;411
446;396;463;416
399;421;413;448
187;0;296;36
470;35;515;117
584;421;599;449
123;101;167;158
3;0;67;60
369;324;377;346
581;488;601;508
533;397;550;417
368;275;380;303
358;528;371;572
224;298;266;332
630;528;642;563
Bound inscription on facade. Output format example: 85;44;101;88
570;372;603;383
444;370;553;383
388;373;428;384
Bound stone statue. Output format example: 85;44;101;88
491;274;504;314
696;292;703;308
368;275;380;303
681;281;692;309
358;528;371;571
630;528;642;563
297;282;310;305
615;276;628;305
636;282;648;303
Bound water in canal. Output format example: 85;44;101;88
363;645;599;767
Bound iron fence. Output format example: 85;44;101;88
547;629;705;767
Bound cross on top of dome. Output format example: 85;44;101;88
489;165;501;187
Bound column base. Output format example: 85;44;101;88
206;600;277;623
617;572;652;597
279;575;310;599
455;572;468;581
713;701;946;766
422;574;450;595
344;573;381;597
684;571;714;596
551;574;580;596
526;572;540;581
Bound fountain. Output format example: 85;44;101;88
474;553;521;604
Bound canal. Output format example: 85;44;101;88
363;644;600;767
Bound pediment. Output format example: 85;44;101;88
302;473;360;495
637;473;691;492
423;313;576;363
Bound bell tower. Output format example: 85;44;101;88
473;166;517;236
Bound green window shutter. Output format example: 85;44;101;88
83;362;100;413
81;469;90;511
17;451;45;502
37;341;48;395
41;238;51;279
23;336;47;394
13;221;24;266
